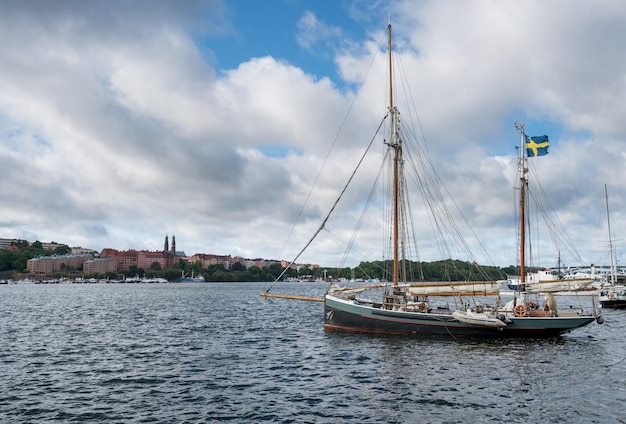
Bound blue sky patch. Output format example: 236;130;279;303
258;145;303;158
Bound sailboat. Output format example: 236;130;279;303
263;21;603;336
180;270;205;282
599;185;626;309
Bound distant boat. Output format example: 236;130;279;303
124;275;141;283
503;268;598;293
180;271;205;282
262;21;603;337
600;286;626;309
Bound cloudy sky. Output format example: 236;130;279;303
1;0;626;269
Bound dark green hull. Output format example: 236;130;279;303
324;295;598;338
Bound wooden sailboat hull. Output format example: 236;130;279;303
324;295;597;337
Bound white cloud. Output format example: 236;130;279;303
296;10;343;52
1;0;626;270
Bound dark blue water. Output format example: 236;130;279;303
1;282;624;423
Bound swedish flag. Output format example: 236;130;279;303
526;135;549;157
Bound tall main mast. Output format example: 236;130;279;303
388;20;400;286
515;122;527;290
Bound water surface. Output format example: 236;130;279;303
1;282;624;423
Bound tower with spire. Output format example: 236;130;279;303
163;233;176;269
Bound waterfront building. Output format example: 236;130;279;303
27;254;92;278
40;242;65;251
83;257;117;274
190;253;234;270
71;246;97;255
0;238;18;249
99;235;179;272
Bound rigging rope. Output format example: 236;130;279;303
526;159;586;266
265;116;388;293
275;30;388;264
605;355;626;368
601;322;626;367
389;40;499;280
338;146;390;269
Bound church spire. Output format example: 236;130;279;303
171;233;176;254
164;234;169;252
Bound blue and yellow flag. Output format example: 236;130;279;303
526;135;549;157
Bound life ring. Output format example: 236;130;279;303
527;301;539;310
514;303;528;317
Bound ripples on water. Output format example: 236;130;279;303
0;282;624;423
